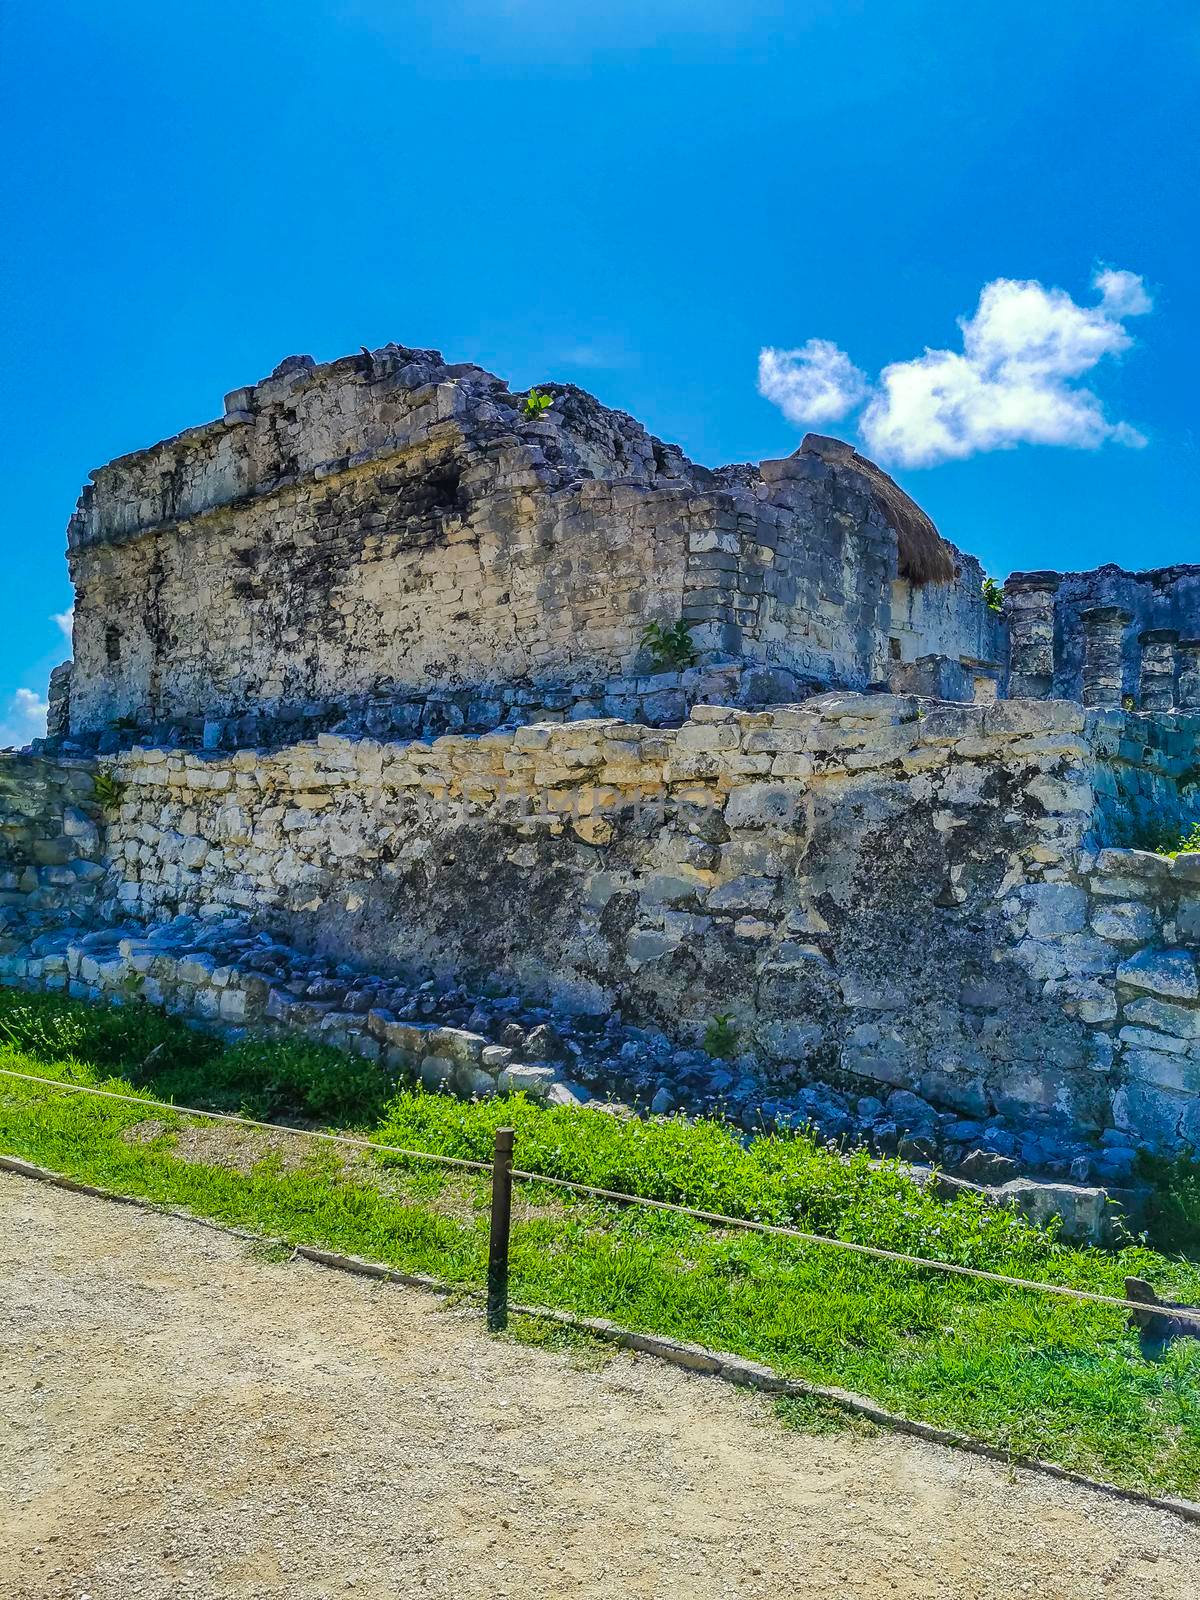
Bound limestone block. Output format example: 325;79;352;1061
429;1026;487;1065
760;942;831;974
368;1015;441;1055
625;927;683;968
706;876;777;913
678;723;742;752
266;989;294;1024
419;1054;455;1091
724;784;800;830
1123;994;1200;1038
1116;947;1200;1001
61;806;100;856
1123;1047;1200;1094
1046;979;1118;1024
1015;882;1088;938
755;1019;823;1061
544;1081;592;1108
992;1180;1109;1246
917;705;989;746
1119;1025;1191;1054
1094;848;1172;882
639;868;709;907
1175;896;1200;944
1172;852;1200;885
985;700;1086;738
454;1063;496;1098
1023;773;1093;815
1089;870;1160;901
805;692;918;724
497;1062;557;1097
1112;1081;1190;1146
219;987;248;1022
1088;900;1158;944
193;986;221;1020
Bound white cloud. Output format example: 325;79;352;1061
52;606;74;645
759;268;1153;468
0;688;48;750
1094;267;1153;318
757;339;869;427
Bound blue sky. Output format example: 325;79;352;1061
2;0;1197;742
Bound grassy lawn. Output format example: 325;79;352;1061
3;988;1200;1496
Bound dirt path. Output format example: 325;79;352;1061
1;1173;1196;1600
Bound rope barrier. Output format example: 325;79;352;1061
510;1167;1200;1325
0;1067;493;1176
3;1063;1199;1329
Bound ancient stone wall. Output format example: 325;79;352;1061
1005;564;1200;709
1;696;1166;1147
0;755;106;938
889;551;1004;693
66;355;688;735
61;348;996;748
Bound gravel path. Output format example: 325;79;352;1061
1;1172;1197;1599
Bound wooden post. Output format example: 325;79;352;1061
487;1127;515;1332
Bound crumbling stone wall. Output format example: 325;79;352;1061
889;553;1004;693
63;348;993;747
16;696;1169;1147
0;756;106;940
1005;564;1200;709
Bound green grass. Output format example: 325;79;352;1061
3;987;1200;1495
1137;1149;1200;1256
774;1393;876;1437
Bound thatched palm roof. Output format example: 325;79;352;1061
796;434;956;585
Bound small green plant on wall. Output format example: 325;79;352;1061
116;970;146;1003
641;618;698;671
91;771;128;811
703;1012;739;1059
519;387;554;419
981;576;1003;613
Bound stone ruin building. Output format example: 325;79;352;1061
7;342;1200;1239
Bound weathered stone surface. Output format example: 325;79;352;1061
1089;900;1158;944
992;1179;1111;1246
1116;947;1200;1001
1123;994;1200;1038
1124;1048;1200;1094
1017;883;1089;939
9;692;1200;1154
55;353;1005;746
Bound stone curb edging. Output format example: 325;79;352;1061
3;1150;1199;1529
